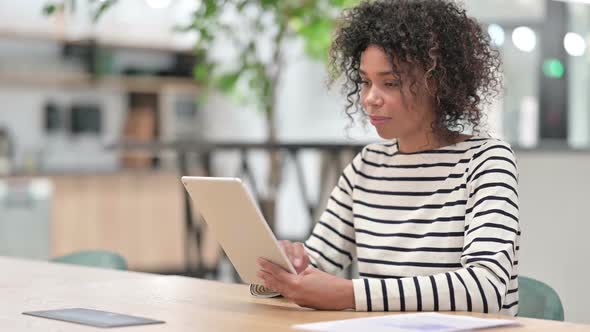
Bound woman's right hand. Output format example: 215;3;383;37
279;240;310;274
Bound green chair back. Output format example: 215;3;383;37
518;276;564;321
51;250;128;271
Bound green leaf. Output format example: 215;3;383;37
92;0;116;22
329;0;360;7
203;0;218;18
260;0;279;9
236;0;248;11
43;2;67;16
299;17;333;60
173;22;197;33
193;62;212;83
288;6;307;19
43;4;58;15
215;71;241;94
288;17;304;32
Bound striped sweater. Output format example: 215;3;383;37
304;137;520;315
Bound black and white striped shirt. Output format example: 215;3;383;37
304;137;520;315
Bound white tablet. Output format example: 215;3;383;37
181;176;296;285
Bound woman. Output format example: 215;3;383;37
257;0;519;314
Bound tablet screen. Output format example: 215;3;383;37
22;308;165;328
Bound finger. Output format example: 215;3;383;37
257;258;294;284
293;243;309;269
257;270;281;293
281;241;294;263
257;257;285;275
257;258;299;300
257;257;281;274
258;269;294;299
279;240;291;251
302;266;315;275
257;257;274;273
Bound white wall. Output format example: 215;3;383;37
567;4;590;148
517;152;590;323
464;0;545;23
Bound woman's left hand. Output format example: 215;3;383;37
256;258;354;310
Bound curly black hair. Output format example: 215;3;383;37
329;0;501;138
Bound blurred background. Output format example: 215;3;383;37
0;0;589;323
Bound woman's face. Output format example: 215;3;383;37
359;45;435;140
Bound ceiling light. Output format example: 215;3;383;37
512;26;537;52
564;32;587;57
488;24;505;47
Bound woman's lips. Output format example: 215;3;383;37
369;115;392;125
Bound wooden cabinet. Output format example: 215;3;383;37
49;172;186;272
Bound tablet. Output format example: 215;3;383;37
22;308;164;328
181;176;296;285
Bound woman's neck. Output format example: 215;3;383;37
397;130;468;153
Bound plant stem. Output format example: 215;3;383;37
264;21;287;228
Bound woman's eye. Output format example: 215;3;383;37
359;80;369;86
384;81;400;87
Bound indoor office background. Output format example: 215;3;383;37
0;0;589;324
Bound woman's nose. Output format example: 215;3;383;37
364;87;383;108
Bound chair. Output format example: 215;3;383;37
51;250;128;271
518;276;564;321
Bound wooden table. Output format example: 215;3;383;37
2;257;589;331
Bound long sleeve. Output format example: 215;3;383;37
304;153;361;275
352;140;520;314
